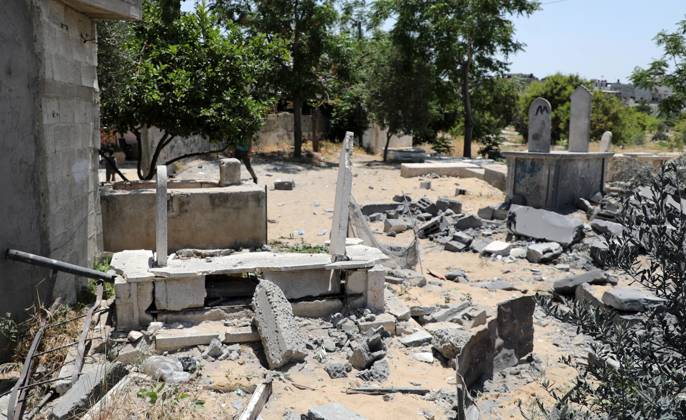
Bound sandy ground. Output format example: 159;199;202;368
98;149;625;419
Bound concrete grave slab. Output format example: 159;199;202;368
110;250;154;282
154;276;206;311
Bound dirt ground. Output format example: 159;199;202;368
94;147;624;419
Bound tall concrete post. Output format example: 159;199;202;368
330;132;354;261
156;165;168;266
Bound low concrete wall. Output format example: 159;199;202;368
101;183;266;252
256;112;328;149
362;125;413;154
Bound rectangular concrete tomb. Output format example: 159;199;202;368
503;151;613;212
101;182;267;252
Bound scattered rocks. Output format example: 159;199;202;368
325;362;352;379
358;358;389;382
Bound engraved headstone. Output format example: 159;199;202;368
527;98;552;153
599;131;613;152
569;86;592;152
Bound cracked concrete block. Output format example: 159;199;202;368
358;313;396;335
219;158;241;186
115;277;153;331
154;276;206;311
366;265;385;313
252;280;307;369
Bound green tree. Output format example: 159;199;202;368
376;0;537;158
213;0;338;158
632;17;686;117
98;1;286;179
515;73;585;143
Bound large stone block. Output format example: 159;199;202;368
219;158;241;186
154;276;206;311
252;280;307;369
509;205;584;246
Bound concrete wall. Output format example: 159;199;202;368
140;126;225;175
255;112;326;149
101;184;267;252
0;0;140;359
361;124;413;154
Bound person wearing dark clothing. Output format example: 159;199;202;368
235;139;258;184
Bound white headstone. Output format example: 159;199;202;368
156;165;168;267
527;98;552;153
329;132;354;261
569;86;592;152
599;131;613;152
219;158;241;186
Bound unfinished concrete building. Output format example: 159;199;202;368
0;0;141;357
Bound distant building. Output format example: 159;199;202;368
590;79;671;109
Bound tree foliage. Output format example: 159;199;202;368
98;1;286;179
516;73;660;146
632;17;686;117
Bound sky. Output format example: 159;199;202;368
181;0;685;83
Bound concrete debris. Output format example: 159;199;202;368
384;292;411;321
357;358;390;382
420;180;432;189
445;241;469;252
526;242;563;263
482;241;512;256
601;287;667;312
274;180;295;190
553;270;609;295
50;363;128;420
304;403;368;420
412;352;434;364
508;205;584;246
454;215;482;230
325;362;352;379
590;219;624;236
475;279;518;291
399;329;433;347
445;269;469;282
383;218;411;234
436;197;462;214
252;280;307;369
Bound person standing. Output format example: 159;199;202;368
234;138;258;184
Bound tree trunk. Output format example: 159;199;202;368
293;96;303;158
383;131;392;162
312;107;320;152
461;49;474;159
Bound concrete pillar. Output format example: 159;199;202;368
366;265;386;313
156;165;168;266
219;158;242;186
330;132;354;261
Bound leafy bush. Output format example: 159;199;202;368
431;134;454;155
531;159;686;418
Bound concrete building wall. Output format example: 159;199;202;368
0;0;140;359
0;0;51;357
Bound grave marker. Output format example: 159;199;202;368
569;86;592;152
156;165;168;267
527;98;552;153
599;131;612;152
330;132;354;261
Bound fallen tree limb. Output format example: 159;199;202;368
345;386;430;396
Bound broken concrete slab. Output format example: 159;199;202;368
383;219;411;234
445;241;469;252
496;295;535;359
436;197;462;213
155;322;225;352
454;215;482;230
508;205;584;246
252;280;307;369
477;206;495;220
224;325;260;344
50;363;128;420
154;276;206;311
590;219;624;236
384;292;411;321
481;241;512;257
110;250;154;282
602;287;667;312
427;323;472;360
427;302;471;323
575;283;605;307
553;270;609;295
526;242;563;263
304;403;368;420
475;279;518;291
358;313;396;335
292;299;344;318
399;329;433;347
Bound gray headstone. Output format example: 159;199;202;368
329;131;354;260
599;131;613;152
569;86;592;152
527;97;552;153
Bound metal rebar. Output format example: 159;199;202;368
45;308;108;329
5;249;116;282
